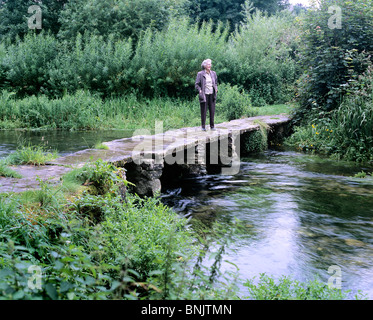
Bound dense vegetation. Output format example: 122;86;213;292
0;0;300;131
286;0;373;163
1;0;373;300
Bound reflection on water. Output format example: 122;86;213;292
161;149;373;299
0;129;134;159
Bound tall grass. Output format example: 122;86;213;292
0;160;22;178
0;83;259;130
5;144;58;166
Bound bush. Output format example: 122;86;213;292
286;64;373;163
57;0;189;43
216;83;256;121
2;32;58;97
225;9;301;106
48;33;133;97
243;273;366;300
0;90;105;130
0;160;194;299
130;17;229;98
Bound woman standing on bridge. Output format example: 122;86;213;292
195;59;218;132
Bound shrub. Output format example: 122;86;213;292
2;32;58;97
57;0;189;43
216;83;256;121
287;64;373;163
226;9;301;106
243;273;366;300
130;17;229;98
48;33;133;97
0;90;106;130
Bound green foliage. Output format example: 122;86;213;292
58;0;189;43
293;0;373;122
0;7;300;105
75;159;129;196
243;273;366;300
48;33;133;97
226;9;301;106
0;90;106;130
353;171;373;179
189;0;290;31
131;17;229;98
5;144;58;166
0;160;195;300
287;64;373;163
2;32;58;97
243;120;269;153
216;83;256;120
0;160;22;178
0;0;68;42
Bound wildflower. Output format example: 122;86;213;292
316;132;319;135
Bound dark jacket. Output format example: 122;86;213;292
195;70;218;103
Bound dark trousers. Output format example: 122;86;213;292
200;94;215;129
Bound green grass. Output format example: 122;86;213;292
0;88;293;132
0;160;22;178
94;142;109;150
252;103;293;116
5;144;58;166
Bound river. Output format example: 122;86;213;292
161;148;373;299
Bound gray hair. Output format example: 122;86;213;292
201;59;212;70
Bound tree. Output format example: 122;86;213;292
188;0;290;30
0;0;68;42
57;0;190;42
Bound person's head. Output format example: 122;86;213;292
201;59;212;71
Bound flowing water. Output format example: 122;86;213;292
0;129;134;159
161;148;373;299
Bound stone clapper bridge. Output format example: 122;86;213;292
0;115;291;195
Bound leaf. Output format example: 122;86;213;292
45;283;58;300
12;290;25;300
60;281;74;293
